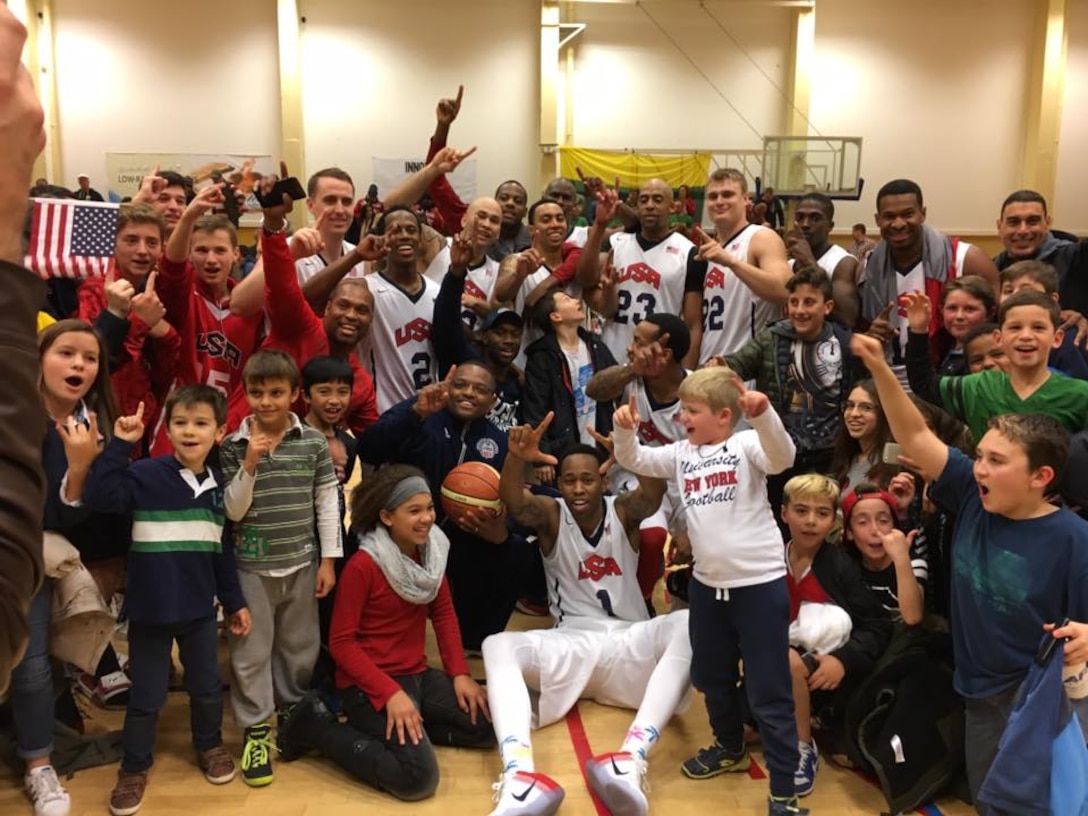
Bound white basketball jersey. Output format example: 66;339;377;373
423;239;450;284
603;231;695;358
357;273;439;412
699;224;782;364
463;255;501;330
628;377;686;448
567;225;589;249
295;241;367;286
788;243;851;278
545;496;648;625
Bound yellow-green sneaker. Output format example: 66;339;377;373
241;723;274;787
681;742;750;779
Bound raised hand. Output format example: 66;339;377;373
630;331;670;377
105;277;135;318
288;227;325;261
430;145;477;176
412;366;454;420
514;248;542;280
507;412;559;465
880;527;917;565
785;227;816;266
354;233;387;262
887;471;917;516
57;412;101;472
188;182;226;217
613;393;642;432
436;85;464;126
132;164;167;206
865;301;896;345
259;161;294;226
850;331;888;369
449;227;474;268
593;187;620;226
113;401;146;444
694;226;736;268
243;426;273;475
900;291;931;335
731;374;769;419
585;425;616;476
130;270;166;329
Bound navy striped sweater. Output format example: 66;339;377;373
82;439;246;625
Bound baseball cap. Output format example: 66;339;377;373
77;173;89;179
841;486;897;525
481;308;524;332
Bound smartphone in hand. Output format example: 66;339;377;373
882;442;903;464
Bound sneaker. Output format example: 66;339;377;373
768;794;810;815
108;770;147;816
240;724;274;787
585;752;648;816
277;691;335;762
75;670;131;710
198;745;236;785
515;598;549;617
488;770;565;816
794;739;819;797
25;766;70;816
680;742;750;779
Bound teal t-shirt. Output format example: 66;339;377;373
937;369;1088;441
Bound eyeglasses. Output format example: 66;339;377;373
843;400;876;414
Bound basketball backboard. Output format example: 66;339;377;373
761;136;863;200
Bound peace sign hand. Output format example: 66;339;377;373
449;227;474;269
133;164;166;206
613;393;641;431
412;367;455;420
731;374;769;419
507;412;559;465
188;182;226;217
585;425;616;476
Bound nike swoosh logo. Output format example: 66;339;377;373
610;757;629;776
512;780;537;801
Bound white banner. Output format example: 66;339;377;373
371;156;477;205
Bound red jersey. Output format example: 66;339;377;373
156;256;264;396
225;232;379;433
329;549;469;710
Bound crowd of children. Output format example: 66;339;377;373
7;71;1088;816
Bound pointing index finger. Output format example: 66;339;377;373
145;269;158;294
536;411;555;435
454;84;464;106
878;300;895;320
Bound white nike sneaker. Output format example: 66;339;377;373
585;751;648;816
488;770;565;816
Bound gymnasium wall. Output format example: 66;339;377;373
40;0;1088;235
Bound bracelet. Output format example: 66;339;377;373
262;220;287;235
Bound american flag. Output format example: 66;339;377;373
24;198;119;279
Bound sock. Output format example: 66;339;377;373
498;735;534;776
619;723;660;761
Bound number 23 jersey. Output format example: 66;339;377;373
602;231;700;358
357;272;439;413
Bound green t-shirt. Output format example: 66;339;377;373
937;369;1088;441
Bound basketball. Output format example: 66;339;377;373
440;461;503;521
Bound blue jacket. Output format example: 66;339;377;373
357;397;507;518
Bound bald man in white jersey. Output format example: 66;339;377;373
693;168;792;367
485;418;691;816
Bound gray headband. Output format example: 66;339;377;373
383;476;432;511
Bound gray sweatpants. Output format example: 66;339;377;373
229;563;319;729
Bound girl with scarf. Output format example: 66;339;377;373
275;465;494;800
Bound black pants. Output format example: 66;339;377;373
689;577;799;798
445;531;535;651
329;669;494;801
122;616;222;773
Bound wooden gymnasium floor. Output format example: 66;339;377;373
0;595;976;816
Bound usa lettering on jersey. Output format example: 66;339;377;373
577;553;623;581
614;262;662;290
196;331;242;367
395;317;433;347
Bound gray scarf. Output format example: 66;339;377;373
360;525;450;605
861;222;954;320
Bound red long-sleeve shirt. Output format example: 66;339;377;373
225;232;379;433
329;549;470;711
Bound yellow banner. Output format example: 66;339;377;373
558;147;710;189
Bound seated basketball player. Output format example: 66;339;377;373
484;413;692;816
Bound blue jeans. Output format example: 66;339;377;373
689;576;799;798
122;616;223;773
10;581;55;760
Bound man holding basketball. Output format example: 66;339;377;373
484;413;692;816
356;363;534;654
